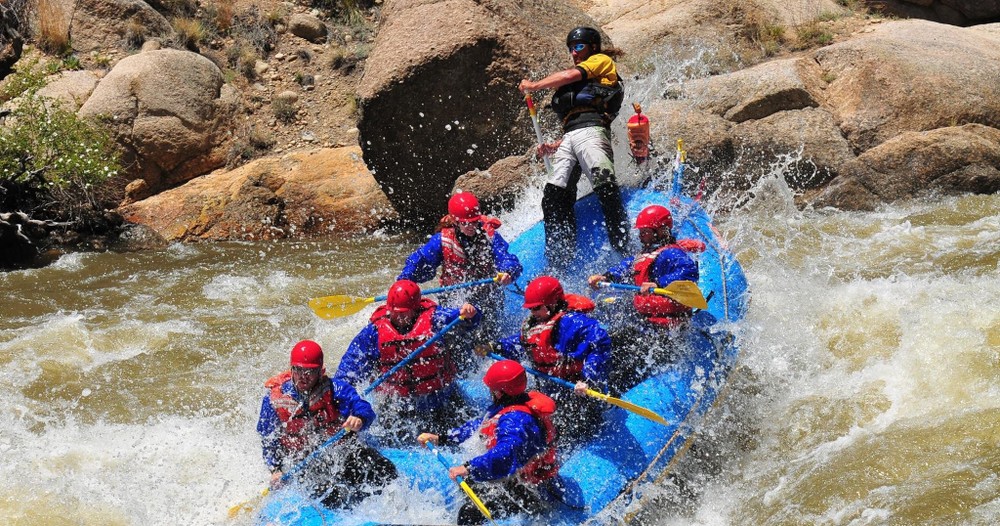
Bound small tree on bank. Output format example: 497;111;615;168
1;59;123;267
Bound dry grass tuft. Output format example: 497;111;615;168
37;0;71;55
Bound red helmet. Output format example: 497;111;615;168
448;192;481;222
387;279;422;312
635;205;673;230
523;276;565;309
290;340;323;368
483;359;527;396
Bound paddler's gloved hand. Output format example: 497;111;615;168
587;274;608;290
417;432;439;446
459;302;477;320
342;415;363;433
270;470;285;489
473;342;497;357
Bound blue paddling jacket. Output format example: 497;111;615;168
445;399;550;483
397;228;522;284
604;246;699;287
495;312;611;390
334;305;481;409
257;375;376;470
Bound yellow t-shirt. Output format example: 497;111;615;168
576;54;618;87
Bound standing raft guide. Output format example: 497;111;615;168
232;26;750;526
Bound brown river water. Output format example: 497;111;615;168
1;178;997;525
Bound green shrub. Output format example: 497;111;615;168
0;58;48;103
0;90;122;218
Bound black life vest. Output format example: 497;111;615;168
551;77;624;128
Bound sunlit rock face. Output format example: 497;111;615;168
118;147;396;241
356;0;600;230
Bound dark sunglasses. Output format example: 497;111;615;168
569;43;588;53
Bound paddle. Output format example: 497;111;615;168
598;280;708;310
524;94;554;176
228;315;469;518
425;441;497;526
308;276;498;319
486;353;670;427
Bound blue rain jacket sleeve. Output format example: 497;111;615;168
433;304;482;330
491;232;523;280
604;255;636;283
334;324;381;387
257;395;283;469
494;330;527;361
397;233;444;283
556;313;612;388
331;377;377;429
466;410;546;482
651;248;699;286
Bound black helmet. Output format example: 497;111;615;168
566;27;601;51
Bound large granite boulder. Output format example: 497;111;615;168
45;0;176;54
36;70;101;111
357;0;598;229
117;147;397;241
643;19;1000;208
808;124;1000;209
814;20;1000;152
78;49;239;198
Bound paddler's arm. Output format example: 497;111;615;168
434;304;482;330
333;325;380;387
650;248;699;287
465;411;537;481
397;233;444;282
560;314;611;392
256;395;284;472
490;231;523;282
331;377;376;432
519;67;584;94
588;256;635;289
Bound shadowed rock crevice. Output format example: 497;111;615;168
358;39;530;229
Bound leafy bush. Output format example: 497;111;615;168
0;69;121;220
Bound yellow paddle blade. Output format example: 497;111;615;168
227;487;269;519
459;480;496;525
585;389;670;427
307;295;376;319
654;280;708;310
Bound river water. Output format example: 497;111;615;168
3;46;999;525
2;177;997;525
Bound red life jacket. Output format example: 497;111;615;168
521;310;585;381
439;217;502;286
564;293;596;313
632;242;700;327
265;371;342;453
479;391;559;485
370;298;456;396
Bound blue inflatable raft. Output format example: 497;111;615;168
258;165;750;525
